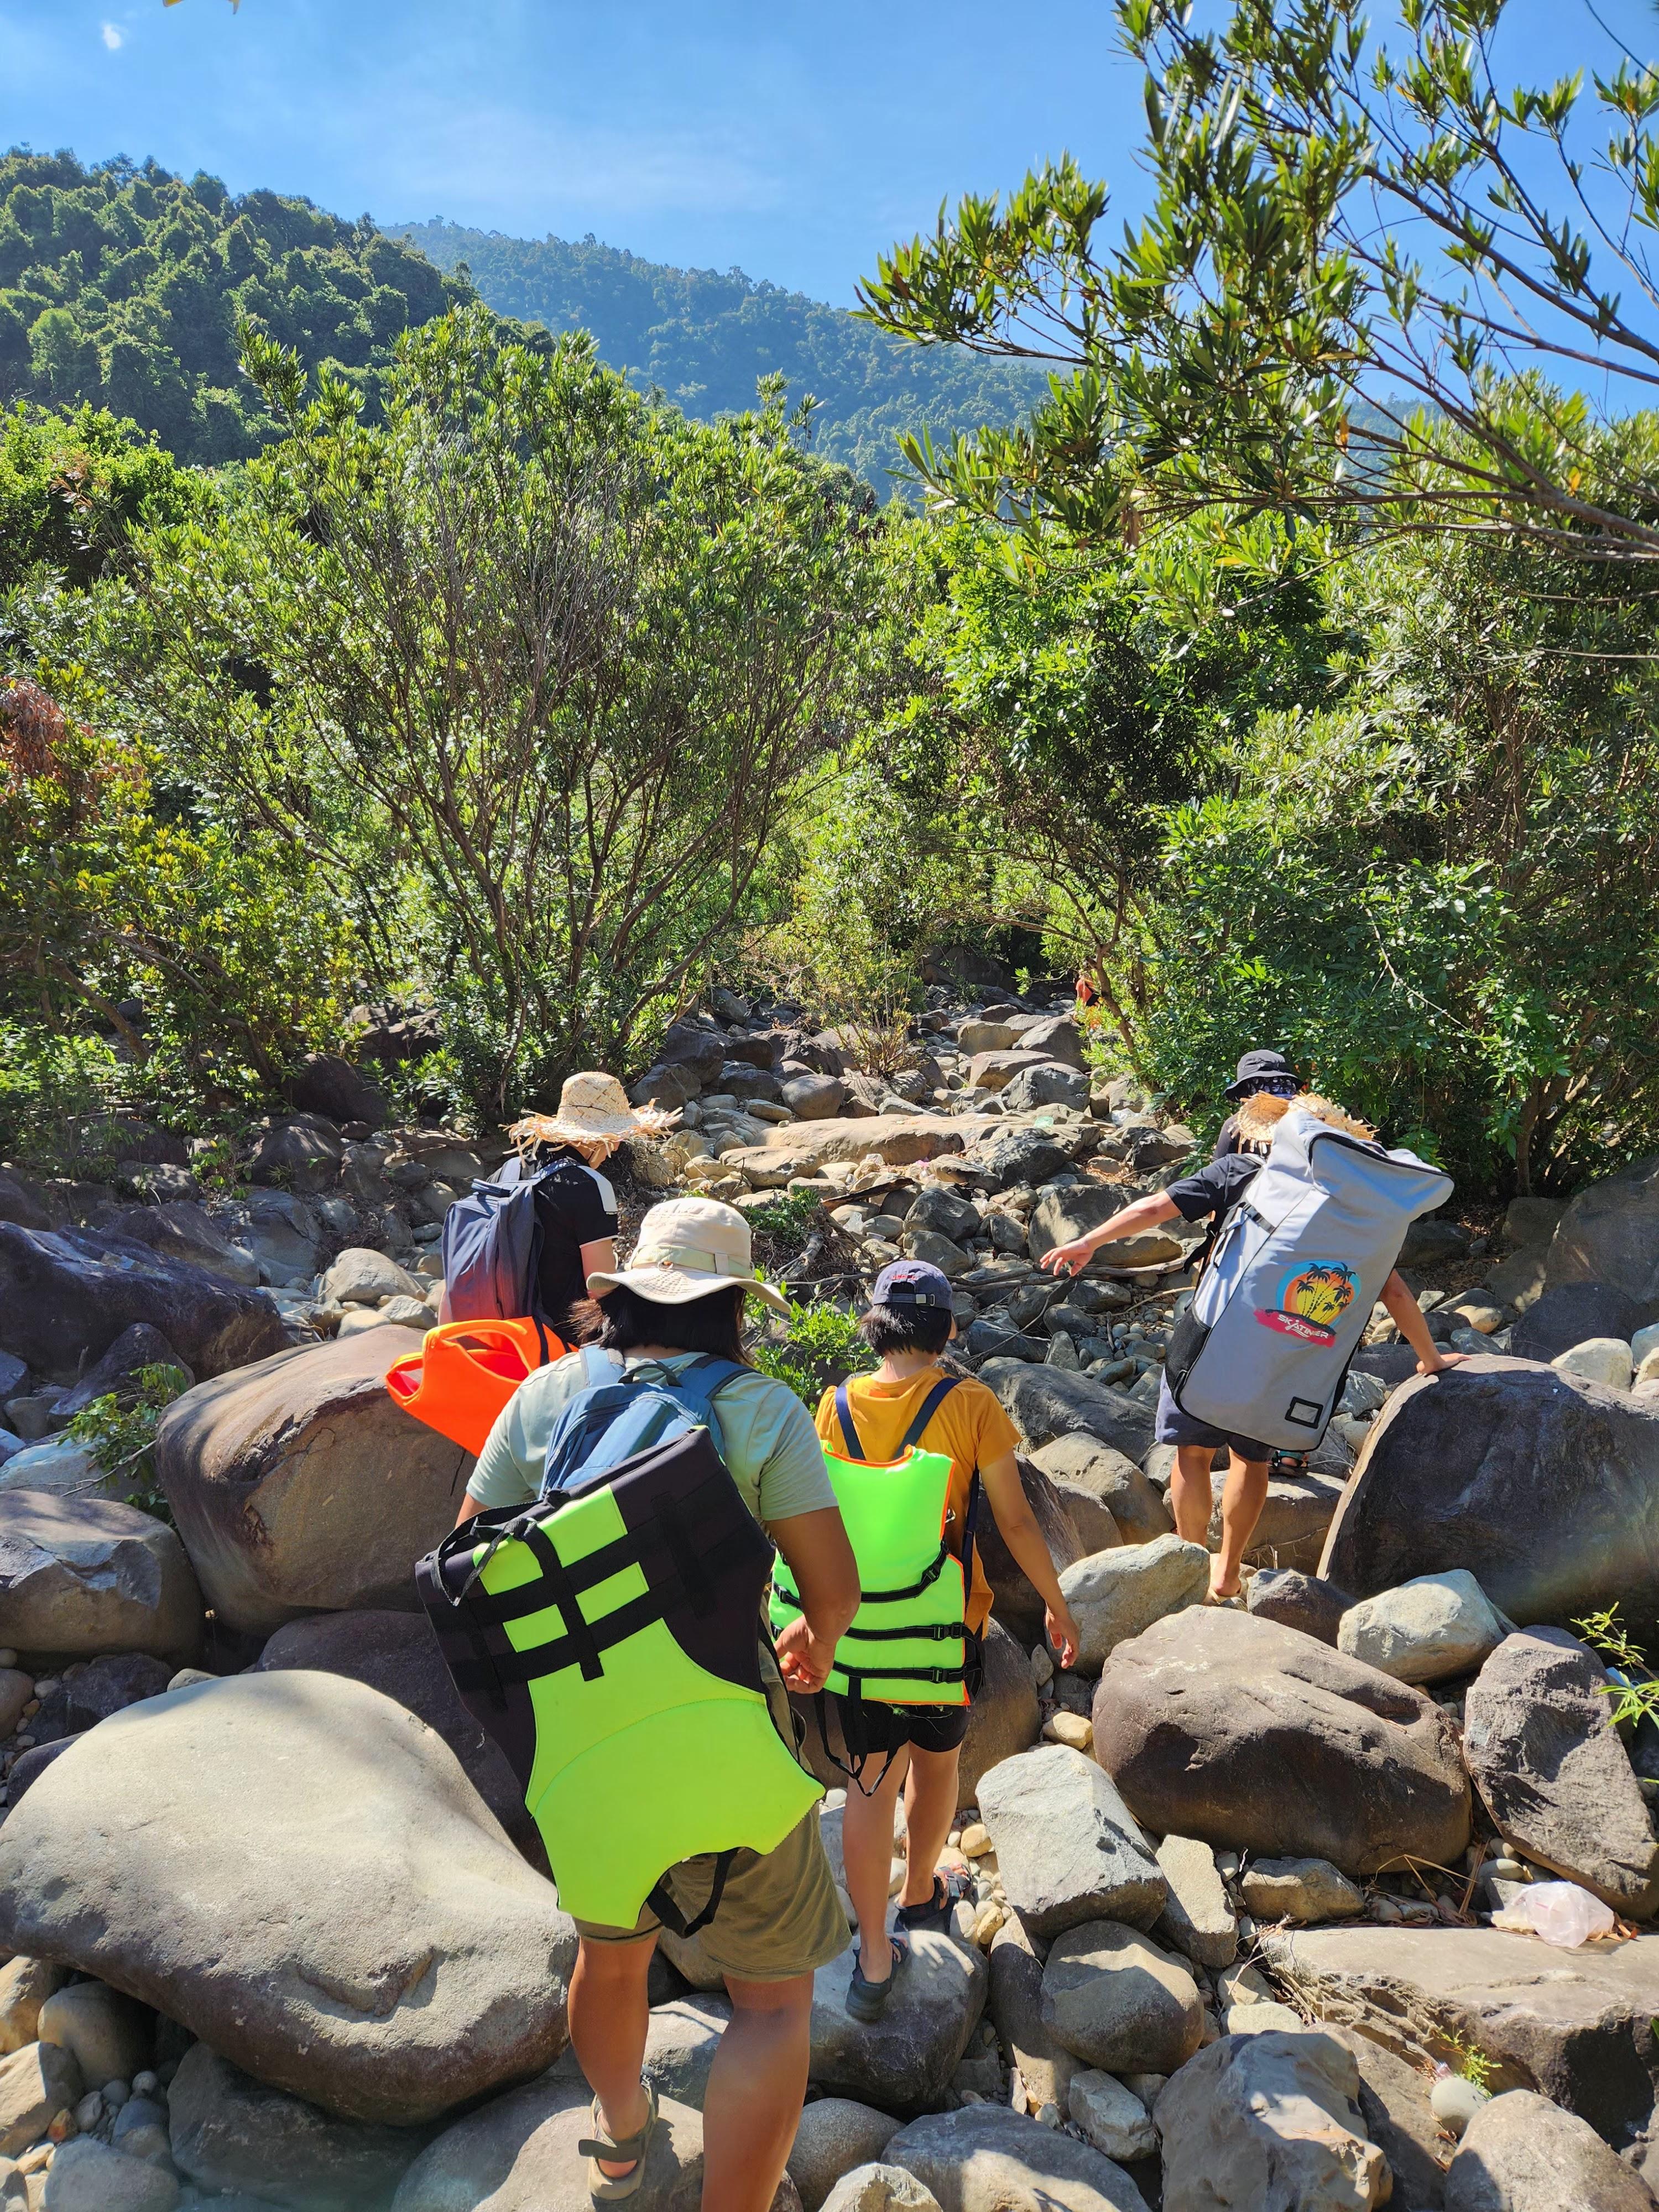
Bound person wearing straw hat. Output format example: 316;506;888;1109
442;1071;675;1343
456;1196;859;2211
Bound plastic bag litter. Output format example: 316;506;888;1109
1490;1880;1617;1948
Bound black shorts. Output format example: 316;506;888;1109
822;1630;983;1760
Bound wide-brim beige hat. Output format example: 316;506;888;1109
587;1195;792;1317
508;1070;675;1151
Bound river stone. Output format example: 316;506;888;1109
1208;1464;1349;1573
390;2076;801;2211
0;2041;80;2155
319;1248;424;1308
56;1324;191;1419
1323;1355;1659;1640
1511;1285;1644;1365
1041;1921;1203;2074
167;2041;426;2209
1323;2025;1448;2211
975;1745;1165;1941
0;1962;65;2056
1240;1858;1367;1926
1058;1535;1209;1672
39;2137;178;2211
156;1333;472;1634
1337;1570;1508;1687
0;1438;122;1506
1462;1627;1659;1916
723;1114;995;1190
1026;1187;1185;1272
0;1223;284;1383
640;1997;731;2110
886;2104;1150;2212
30;1653;173;1746
37;1982;152;2085
1260;1925;1659;2141
1067;2070;1157;2162
1154;1834;1238;1968
987;1917;1080;2112
809;1930;985;2116
959;1619;1042;1799
975;1463;1086;1644
962;1128;1076;1193
1444;2087;1657;2210
254;1608;545;1870
979;1362;1154;1465
787;2099;901;2212
1092;1608;1471;1877
0;1672;576;2126
1247;1569;1355;1648
1544;1155;1659;1318
1553;1337;1635;1391
1155;2028;1390;2212
1030;1434;1171;1545
0;1491;201;1661
820;2169;941;2212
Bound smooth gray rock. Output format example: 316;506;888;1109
156;1333;472;1634
1030;1433;1172;1544
1247;1569;1355;1648
29;1653;171;1746
40;2137;178;2211
1208;1464;1349;1573
819;2168;941;2212
1067;2070;1157;2162
1058;1535;1209;1672
976;1745;1165;1942
1544;1155;1659;1318
1443;2086;1657;2210
1239;1858;1367;1926
1320;1357;1659;1640
1462;1628;1659;1916
0;1491;201;1661
1040;1921;1204;2074
1511;1283;1642;1364
987;1916;1080;2113
809;1930;985;2117
1554;1337;1635;1390
787;2100;902;2212
0;1672;576;2127
1092;1608;1471;1877
167;2041;426;2209
1337;1570;1509;1687
1155;2028;1390;2212
1026;1187;1185;1272
36;1982;152;2085
1260;1925;1659;2141
643;1998;731;2111
1154;1834;1238;1968
886;2104;1150;2211
979;1360;1154;1465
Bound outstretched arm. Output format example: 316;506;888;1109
1038;1189;1182;1279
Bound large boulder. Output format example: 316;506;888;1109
1324;2024;1450;2212
1512;1284;1644;1364
56;1323;191;1418
1462;1628;1659;1916
1337;1569;1508;1687
1026;1188;1185;1272
1544;1155;1659;1319
156;1333;472;1634
976;1745;1166;1941
1040;1921;1204;2075
1030;1435;1172;1546
787;2100;902;2212
390;2075;801;2211
1058;1535;1209;1672
1155;2029;1391;2212
1246;1570;1357;1649
958;1619;1042;1800
0;1491;201;1661
1260;1926;1659;2142
975;1462;1085;1644
809;1930;986;2117
1443;2087;1657;2211
288;1053;390;1129
98;1202;259;1290
254;1608;546;1870
885;2104;1150;2212
724;1115;997;1191
167;2041;426;2210
0;1224;284;1382
961;1129;1077;1193
987;1917;1081;2112
1091;1608;1471;1878
1319;1357;1659;1640
0;1672;576;2126
979;1362;1154;1465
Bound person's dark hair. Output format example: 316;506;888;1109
571;1282;750;1363
860;1300;953;1358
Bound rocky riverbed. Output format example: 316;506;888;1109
4;984;1659;2208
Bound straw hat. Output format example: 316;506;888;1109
508;1071;675;1154
1236;1091;1377;1144
587;1196;792;1316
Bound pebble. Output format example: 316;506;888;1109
1036;2103;1062;2129
1043;1713;1093;1752
102;2081;129;2109
130;2074;158;2101
46;2112;75;2145
959;1823;992;1858
1430;2072;1491;2138
72;2094;102;2133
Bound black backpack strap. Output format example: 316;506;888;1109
833;1383;864;1460
898;1375;961;1454
959;1470;984;1616
813;1686;900;1799
645;1848;739;1939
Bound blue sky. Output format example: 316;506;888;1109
0;0;1641;314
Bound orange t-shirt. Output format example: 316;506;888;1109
813;1367;1020;1634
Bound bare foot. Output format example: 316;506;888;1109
1207;1579;1242;1604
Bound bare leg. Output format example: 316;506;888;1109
567;1931;654;2180
1168;1443;1218;1548
841;1746;910;1982
703;1971;815;2212
1211;1452;1271;1599
898;1743;961;1912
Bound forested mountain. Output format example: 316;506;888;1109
0;150;478;465
393;220;1047;486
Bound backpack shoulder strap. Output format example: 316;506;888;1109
646;1354;747;1430
899;1375;962;1455
833;1382;864;1460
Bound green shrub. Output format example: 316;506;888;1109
751;1290;874;1408
64;1361;191;1521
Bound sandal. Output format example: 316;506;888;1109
580;2079;658;2202
896;1869;973;1934
846;1929;910;2023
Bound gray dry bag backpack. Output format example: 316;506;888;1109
1162;1106;1453;1451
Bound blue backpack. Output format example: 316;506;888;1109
440;1154;550;1324
540;1347;748;1500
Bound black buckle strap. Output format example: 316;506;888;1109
522;1522;605;1683
465;1525;644;1624
448;1587;666;1694
773;1541;951;1615
646;1848;739;1939
836;1619;968;1644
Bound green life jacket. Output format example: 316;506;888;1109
769;1376;978;1722
417;1421;823;1934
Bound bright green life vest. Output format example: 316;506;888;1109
769;1376;975;1708
418;1425;823;1934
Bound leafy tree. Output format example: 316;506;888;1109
129;307;886;1119
860;0;1659;565
0;401;204;591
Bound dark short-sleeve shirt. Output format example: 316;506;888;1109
1166;1155;1262;1256
529;1149;619;1334
1212;1115;1242;1160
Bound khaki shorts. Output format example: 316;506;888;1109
573;1807;848;1982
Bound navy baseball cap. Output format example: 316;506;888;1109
871;1259;954;1310
1224;1050;1297;1102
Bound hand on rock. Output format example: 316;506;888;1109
1039;1240;1092;1277
1046;1601;1081;1671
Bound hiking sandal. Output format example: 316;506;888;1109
846;1929;910;2023
580;2079;658;2202
895;1869;973;1935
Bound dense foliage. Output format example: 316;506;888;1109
0;149;478;465
396;221;1046;491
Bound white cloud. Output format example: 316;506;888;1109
101;22;124;50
